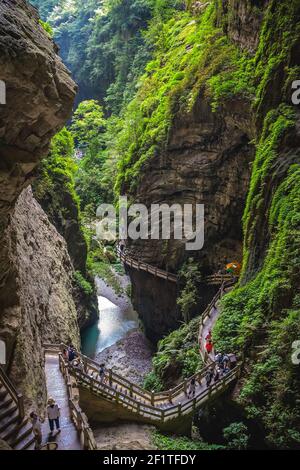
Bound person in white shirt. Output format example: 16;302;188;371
46;397;61;436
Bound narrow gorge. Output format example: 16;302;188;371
0;0;299;454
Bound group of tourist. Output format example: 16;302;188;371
29;397;61;450
28;330;236;450
62;344;78;363
63;344;108;385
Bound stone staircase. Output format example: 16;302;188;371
0;367;35;450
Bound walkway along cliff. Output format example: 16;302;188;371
43;277;238;438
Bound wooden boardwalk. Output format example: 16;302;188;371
117;245;235;285
44;278;239;433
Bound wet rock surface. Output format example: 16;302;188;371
95;276;153;385
96;329;154;386
93;423;156;450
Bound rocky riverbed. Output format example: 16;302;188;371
88;273;157;449
96;328;154;385
93;274;154;385
93;423;156;450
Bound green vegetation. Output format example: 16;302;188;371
223;422;250;450
33;127;95;301
34;0;154;111
39;19;54;37
152;430;225;450
144;316;202;390
71;100;106;149
30;0;59;19
73;271;93;296
87;243;124;295
143;371;164;393
177;259;202;322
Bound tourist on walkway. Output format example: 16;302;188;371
29;411;43;450
205;368;214;387
47;397;61;436
214;367;221;383
99;364;106;383
215;351;223;365
205;339;213;355
222;354;230;368
188;378;196;398
72;358;84;372
205;330;212;341
68;345;77;362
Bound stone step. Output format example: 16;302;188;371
0;411;19;437
0;387;7;401
0;396;13;411
13;428;35;451
10;419;33;448
0;402;17;422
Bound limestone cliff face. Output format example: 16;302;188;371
0;0;77;317
124;0;270;342
0;1;77;407
218;0;267;52
126;93;254;341
1;187;80;409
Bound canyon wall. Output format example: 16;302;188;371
0;0;78;409
1;187;80;409
124;43;255;340
126;92;254;340
126;0;300;448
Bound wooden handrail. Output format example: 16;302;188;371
58;354;97;450
117;245;237;286
43;277;239;427
43;279;238;411
116;247;178;283
69;361;240;423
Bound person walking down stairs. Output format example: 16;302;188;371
46;398;61;436
29;412;43;450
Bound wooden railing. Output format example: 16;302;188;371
0;365;25;422
71;364;240;424
116;247;178;283
43;345;97;450
117;245;237;286
198;280;236;363
43;278;239;428
44;339;239;426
